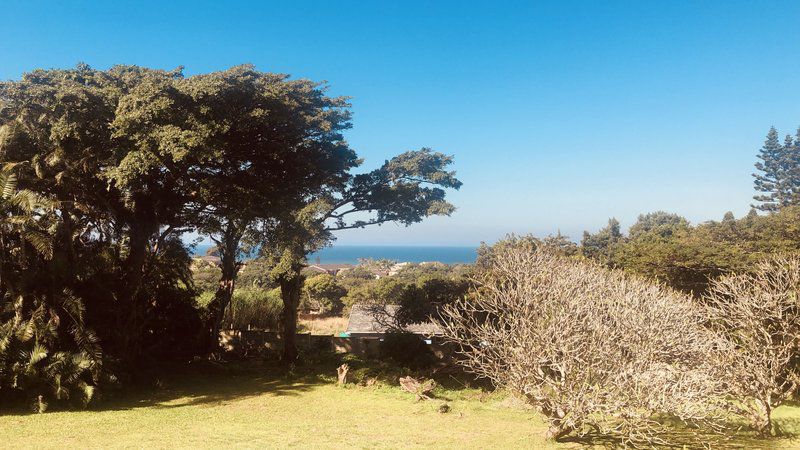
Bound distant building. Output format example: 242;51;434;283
192;255;222;267
387;262;411;276
305;263;354;276
344;304;443;338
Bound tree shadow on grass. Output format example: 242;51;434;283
558;421;800;449
97;360;331;412
0;358;333;417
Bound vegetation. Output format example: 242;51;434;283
0;63;460;406
3;59;800;449
2;359;800;449
0;165;102;411
579;206;800;294
0;360;560;449
302;274;346;315
753;127;800;212
443;241;730;445
706;256;800;435
260;148;462;361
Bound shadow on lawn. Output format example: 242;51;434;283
95;359;331;412
558;422;800;449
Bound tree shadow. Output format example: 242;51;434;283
98;360;331;412
0;358;332;417
558;421;800;449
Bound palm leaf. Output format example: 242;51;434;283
21;230;54;259
1;171;16;200
28;343;48;367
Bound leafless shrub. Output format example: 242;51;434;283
705;255;800;435
441;244;730;445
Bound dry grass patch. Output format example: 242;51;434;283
299;315;349;335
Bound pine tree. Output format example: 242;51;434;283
752;127;800;211
790;128;800;205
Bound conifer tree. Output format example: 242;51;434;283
791;128;800;205
753;127;799;211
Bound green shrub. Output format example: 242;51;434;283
0;291;101;412
302;274;346;315
191;263;221;293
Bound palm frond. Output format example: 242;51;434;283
1;173;17;201
21;230;55;259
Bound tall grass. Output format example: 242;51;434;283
198;287;283;331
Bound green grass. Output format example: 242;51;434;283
2;360;800;449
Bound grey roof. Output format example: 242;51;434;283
306;264;354;274
346;304;443;336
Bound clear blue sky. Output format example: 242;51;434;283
3;1;800;246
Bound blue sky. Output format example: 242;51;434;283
3;1;800;246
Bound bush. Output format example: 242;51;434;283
0;290;101;412
341;278;408;311
441;242;729;445
706;255;800;435
302;274;346;315
379;331;435;369
190;263;221;293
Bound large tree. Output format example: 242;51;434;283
0;65;200;365
118;66;359;348
263;149;462;362
753;127;800;212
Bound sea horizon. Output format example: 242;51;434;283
192;244;478;265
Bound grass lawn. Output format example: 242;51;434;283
2;359;800;449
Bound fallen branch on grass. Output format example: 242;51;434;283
399;376;436;401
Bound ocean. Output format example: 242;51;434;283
192;244;477;265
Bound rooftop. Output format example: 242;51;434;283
345;304;443;336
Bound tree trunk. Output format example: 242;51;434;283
205;233;240;352
280;271;304;363
539;404;571;441
754;398;773;436
545;424;571;441
116;219;155;366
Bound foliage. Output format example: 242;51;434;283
628;211;689;238
197;287;282;331
180;66;359;345
302;274;346;315
442;241;730;445
341;277;407;310
336;266;376;291
0;65;212;367
0;165;101;410
356;258;397;276
0;290;101;412
236;258;277;290
581;207;800;294
753;127;800;212
581;218;622;264
228;288;283;331
191;263;222;293
260;147;462;361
